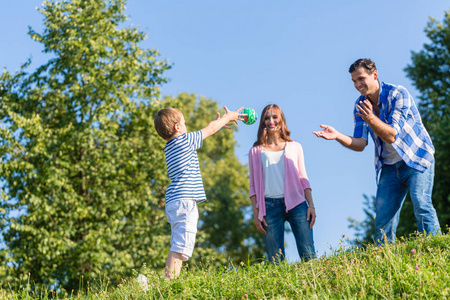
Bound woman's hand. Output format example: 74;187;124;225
307;207;316;229
250;196;267;234
254;217;268;234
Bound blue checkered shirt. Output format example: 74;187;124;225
353;81;435;176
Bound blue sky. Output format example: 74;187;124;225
1;1;449;261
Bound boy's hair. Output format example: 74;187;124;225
348;58;377;74
154;108;182;140
253;104;293;147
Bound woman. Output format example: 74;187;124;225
248;104;316;262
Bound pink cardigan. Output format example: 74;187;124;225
248;141;311;221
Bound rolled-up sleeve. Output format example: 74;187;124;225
353;98;369;141
387;88;410;139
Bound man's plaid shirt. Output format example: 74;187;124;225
353;81;435;176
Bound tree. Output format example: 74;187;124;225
0;0;171;291
404;9;450;231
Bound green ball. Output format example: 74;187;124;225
243;108;258;125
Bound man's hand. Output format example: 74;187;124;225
313;124;367;151
356;99;377;122
312;124;339;140
356;100;396;144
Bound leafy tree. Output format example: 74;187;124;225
404;9;450;231
0;0;171;291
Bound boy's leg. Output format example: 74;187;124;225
165;251;183;279
165;200;199;279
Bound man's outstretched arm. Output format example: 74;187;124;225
313;124;367;152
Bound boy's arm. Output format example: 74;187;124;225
201;106;244;140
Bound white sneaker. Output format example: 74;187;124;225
137;274;148;292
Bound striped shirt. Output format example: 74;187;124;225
164;131;206;204
353;81;435;176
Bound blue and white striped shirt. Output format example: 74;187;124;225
353;81;435;176
164;131;206;204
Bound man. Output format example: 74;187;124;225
313;58;440;243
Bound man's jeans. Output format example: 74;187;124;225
375;160;440;243
263;198;316;262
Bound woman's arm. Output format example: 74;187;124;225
250;195;267;234
294;143;316;229
249;148;267;234
304;188;316;229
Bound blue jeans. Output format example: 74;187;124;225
375;160;440;243
263;198;316;262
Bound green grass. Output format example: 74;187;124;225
2;232;450;299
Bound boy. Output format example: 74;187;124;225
154;106;243;279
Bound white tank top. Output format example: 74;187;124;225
261;148;285;198
382;142;402;165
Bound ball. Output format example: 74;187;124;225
242;108;258;125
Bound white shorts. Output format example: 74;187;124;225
165;199;199;261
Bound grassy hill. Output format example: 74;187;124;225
2;232;450;299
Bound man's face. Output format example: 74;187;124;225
351;67;379;97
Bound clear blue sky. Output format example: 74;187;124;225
1;0;449;261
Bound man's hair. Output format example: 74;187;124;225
154;108;182;140
253;104;293;147
349;58;377;74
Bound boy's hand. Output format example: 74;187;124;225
223;106;245;125
215;112;233;129
201;106;246;140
